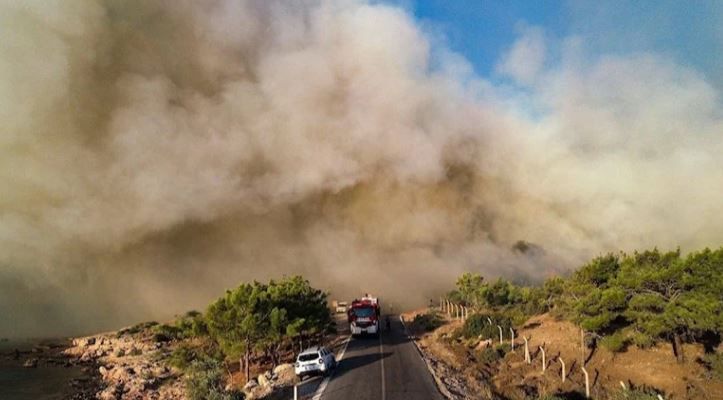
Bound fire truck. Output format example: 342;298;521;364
347;294;381;337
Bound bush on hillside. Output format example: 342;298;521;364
117;321;159;337
152;324;184;342
475;347;502;364
600;332;629;353
701;353;723;381
185;359;243;400
176;310;209;338
168;342;224;371
461;313;512;339
413;312;443;332
630;331;655;349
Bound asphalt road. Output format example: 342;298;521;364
302;316;443;400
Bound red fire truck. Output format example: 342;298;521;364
347;294;381;336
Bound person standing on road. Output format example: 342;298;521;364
386;315;391;331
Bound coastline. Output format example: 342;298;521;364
0;338;102;400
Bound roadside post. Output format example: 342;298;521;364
540;346;546;372
582;366;590;398
510;328;515;351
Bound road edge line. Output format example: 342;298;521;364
311;335;351;400
379;330;386;400
398;315;456;400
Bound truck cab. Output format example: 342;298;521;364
347;295;381;336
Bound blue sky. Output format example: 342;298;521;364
388;0;723;87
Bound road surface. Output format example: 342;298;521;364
300;316;444;400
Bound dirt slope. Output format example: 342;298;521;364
404;309;723;400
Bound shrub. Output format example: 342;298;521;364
115;349;126;357
600;332;629;353
168;341;225;372
168;344;210;371
117;321;159;337
630;331;655;349
413;312;443;332
495;343;511;355
176;311;209;338
152;324;184;342
474;343;510;365
129;347;142;356
461;313;512;339
701;353;723;381
475;347;501;364
185;359;243;400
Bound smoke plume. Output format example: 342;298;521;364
1;0;721;337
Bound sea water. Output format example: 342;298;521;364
0;339;85;400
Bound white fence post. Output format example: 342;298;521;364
293;384;298;400
582;366;590;398
560;357;566;383
487;317;492;325
510;328;515;351
524;337;530;364
497;325;503;345
539;346;546;372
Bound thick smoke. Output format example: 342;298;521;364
1;0;721;337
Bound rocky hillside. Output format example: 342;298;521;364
63;324;301;400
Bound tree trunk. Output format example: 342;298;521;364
673;333;685;363
224;360;233;383
272;343;280;367
244;338;251;382
245;349;251;382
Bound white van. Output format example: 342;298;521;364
294;346;337;378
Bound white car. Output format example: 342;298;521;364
294;346;336;378
335;301;348;313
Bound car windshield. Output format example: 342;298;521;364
352;307;374;318
298;353;319;362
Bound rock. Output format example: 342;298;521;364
23;358;38;368
258;372;271;387
475;339;493;350
273;363;293;375
273;363;296;383
86;338;96;346
243;379;258;390
98;383;124;400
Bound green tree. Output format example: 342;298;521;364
264;276;331;366
206;282;267;382
456;273;485;306
619;248;722;362
206;276;332;381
